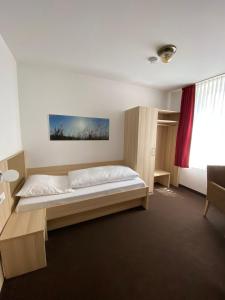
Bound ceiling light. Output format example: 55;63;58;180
157;44;177;63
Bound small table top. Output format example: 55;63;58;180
154;169;170;177
0;209;46;241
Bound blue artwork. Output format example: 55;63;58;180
49;114;109;140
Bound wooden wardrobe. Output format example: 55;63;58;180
124;106;180;193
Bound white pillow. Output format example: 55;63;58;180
16;175;72;198
68;165;139;189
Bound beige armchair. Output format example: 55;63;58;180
203;165;225;217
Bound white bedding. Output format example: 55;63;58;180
16;176;145;213
68;165;138;188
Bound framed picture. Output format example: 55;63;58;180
49;114;109;140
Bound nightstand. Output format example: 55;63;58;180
0;209;47;279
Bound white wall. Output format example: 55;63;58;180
168;89;207;194
179;168;207;194
0;34;22;292
167;89;182;111
18;64;168;168
0;35;22;160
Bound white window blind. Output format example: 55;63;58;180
189;74;225;169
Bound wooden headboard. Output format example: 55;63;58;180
27;160;125;176
0;151;26;233
6;151;26;199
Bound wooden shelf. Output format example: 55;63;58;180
157;120;178;126
154;169;170;177
158;109;179;114
154;169;170;188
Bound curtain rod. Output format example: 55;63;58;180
171;72;225;92
196;72;225;84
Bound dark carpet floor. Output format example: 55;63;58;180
1;186;225;300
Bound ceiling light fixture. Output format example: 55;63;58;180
147;56;159;64
157;44;177;63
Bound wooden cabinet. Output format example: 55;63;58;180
0;209;47;279
124;106;180;192
124;106;158;192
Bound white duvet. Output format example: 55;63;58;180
16;177;145;213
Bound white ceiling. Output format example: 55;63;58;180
0;0;225;90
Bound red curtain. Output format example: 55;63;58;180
175;85;195;168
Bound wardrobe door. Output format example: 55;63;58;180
137;107;158;192
124;107;140;170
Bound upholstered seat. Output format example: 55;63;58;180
203;166;225;217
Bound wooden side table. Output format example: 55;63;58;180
154;169;171;188
0;209;47;279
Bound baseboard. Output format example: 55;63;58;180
179;184;206;197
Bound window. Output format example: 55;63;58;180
189;74;225;169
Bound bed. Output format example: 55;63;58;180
7;152;149;231
16;176;146;212
0;151;149;279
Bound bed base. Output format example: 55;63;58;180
0;152;150;280
47;187;149;231
2;151;149;231
48;198;145;231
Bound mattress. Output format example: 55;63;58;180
16;177;146;213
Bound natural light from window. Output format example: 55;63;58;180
189;74;225;169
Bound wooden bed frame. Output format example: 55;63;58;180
0;151;149;279
6;151;149;231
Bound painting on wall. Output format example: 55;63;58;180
49;114;109;140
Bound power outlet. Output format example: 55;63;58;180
0;192;6;204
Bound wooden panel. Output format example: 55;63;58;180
0;151;26;228
0;261;3;291
0;208;46;279
124;106;158;192
137;107;158;192
0;151;26;284
48;198;145;231
124;107;139;170
155;126;168;170
164;125;179;186
0;160;10;234
0;232;46;279
7;151;26;199
27;160;124;176
0;209;46;241
47;187;148;220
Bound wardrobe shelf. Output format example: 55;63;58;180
158;109;179;114
157;120;178;126
154;169;170;177
124;106;180;192
154;169;171;188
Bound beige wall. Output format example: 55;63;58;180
0;35;22;161
0;33;22;292
18;64;168;168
